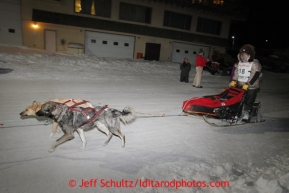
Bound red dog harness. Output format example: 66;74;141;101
60;99;90;108
69;105;108;127
53;99;108;127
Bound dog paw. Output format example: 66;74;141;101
102;143;108;147
48;148;55;153
78;146;85;150
47;133;54;139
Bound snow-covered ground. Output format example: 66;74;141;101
0;45;289;193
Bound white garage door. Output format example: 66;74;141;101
0;0;23;45
171;42;210;63
85;31;135;59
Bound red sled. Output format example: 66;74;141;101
182;87;246;119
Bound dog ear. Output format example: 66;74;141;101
32;101;38;110
47;103;56;112
51;103;61;113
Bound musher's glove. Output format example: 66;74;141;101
230;80;237;87
242;83;249;91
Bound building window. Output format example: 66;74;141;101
114;42;118;46
75;0;111;18
102;41;107;44
119;2;151;24
124;43;129;47
196;17;222;35
163;11;191;30
8;29;15;33
192;0;203;4
213;0;224;5
91;39;96;43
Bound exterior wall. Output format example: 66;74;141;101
0;0;23;45
134;35;173;61
134;36;226;62
20;0;231;61
191;11;230;39
118;0;229;39
23;20;86;53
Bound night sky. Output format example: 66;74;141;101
230;0;288;51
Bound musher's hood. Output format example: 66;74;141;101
239;44;255;62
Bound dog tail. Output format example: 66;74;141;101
119;107;136;125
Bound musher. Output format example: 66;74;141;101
230;44;262;122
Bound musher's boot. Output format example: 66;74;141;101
241;110;251;123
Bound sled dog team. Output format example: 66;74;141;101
19;44;261;153
20;99;136;153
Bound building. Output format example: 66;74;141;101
0;0;23;45
1;0;242;62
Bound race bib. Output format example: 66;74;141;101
237;62;252;82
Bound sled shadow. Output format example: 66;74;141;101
0;68;13;74
216;116;289;134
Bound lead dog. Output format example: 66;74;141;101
20;99;93;138
36;101;136;152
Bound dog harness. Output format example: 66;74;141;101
69;105;108;127
52;99;108;127
59;99;90;108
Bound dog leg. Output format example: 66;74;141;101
110;130;126;148
76;129;86;150
95;122;113;147
103;132;113;147
49;133;74;153
96;122;110;135
107;120;126;148
48;121;59;138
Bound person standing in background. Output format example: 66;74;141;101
180;57;191;83
193;49;209;88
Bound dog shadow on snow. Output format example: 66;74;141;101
52;150;207;175
20;115;50;122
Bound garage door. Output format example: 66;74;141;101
85;31;135;59
0;0;23;45
171;42;210;63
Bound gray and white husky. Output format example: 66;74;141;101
36;101;136;153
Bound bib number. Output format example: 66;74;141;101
238;62;252;82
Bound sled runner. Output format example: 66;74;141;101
182;87;265;126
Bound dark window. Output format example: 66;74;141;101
124;43;129;47
185;50;188;54
163;11;191;30
176;49;180;53
119;2;151;24
196;17;222;35
8;29;15;33
94;0;111;17
102;41;107;44
75;0;111;18
114;42;118;46
91;39;96;43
